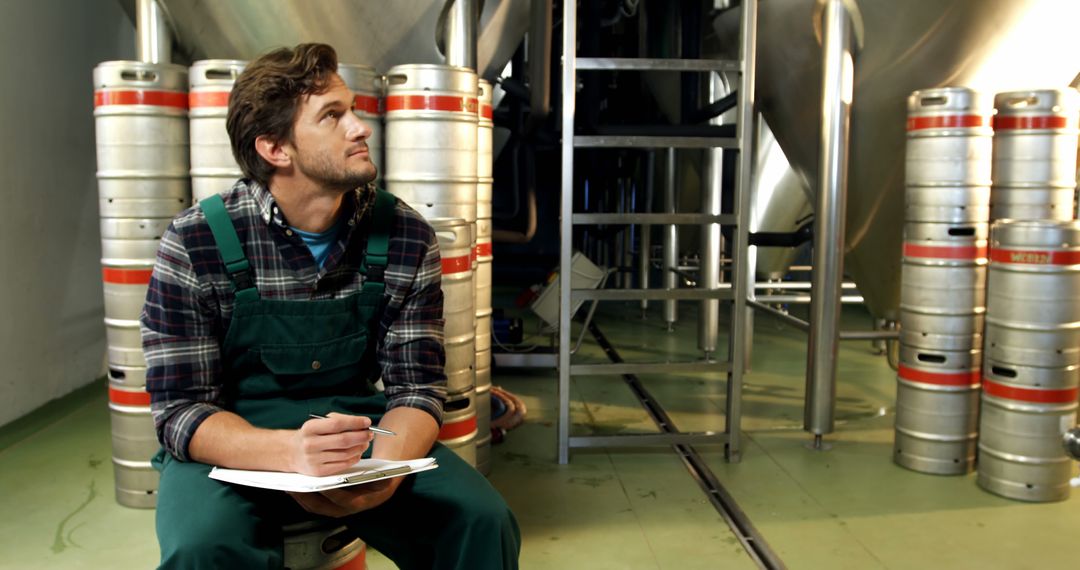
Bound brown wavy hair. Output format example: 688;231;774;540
226;43;339;188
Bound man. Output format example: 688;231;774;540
141;43;520;569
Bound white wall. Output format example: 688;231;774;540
0;0;135;427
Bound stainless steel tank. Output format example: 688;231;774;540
750;0;1080;318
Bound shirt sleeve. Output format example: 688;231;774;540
379;226;448;424
140;222;225;461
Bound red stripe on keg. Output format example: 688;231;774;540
476;242;493;257
992;115;1072;130
189;91;230;108
102;267;153;285
335;545;366;570
439;416;478;440
989;248;1080;265
353;95;381;115
480;104;493;120
94;90;189;109
983;379;1079;404
903;243;986;260
385;94;479;114
898;364;981;387
109;386;151;406
441;255;471;274
906;114;988;131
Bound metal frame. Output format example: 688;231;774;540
558;0;758;464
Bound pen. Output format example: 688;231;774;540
308;413;397;435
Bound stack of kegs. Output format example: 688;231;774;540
977;226;1080;502
94;61;192;507
894;87;993;475
974;89;1080;502
475;79;494;474
430;219;479;465
383;64;480;467
990;89;1079;221
338;63;384;182
188;60;246;201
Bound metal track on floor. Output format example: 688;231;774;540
587;322;786;570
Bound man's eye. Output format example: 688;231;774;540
325;111;339;120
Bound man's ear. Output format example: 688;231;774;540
254;135;292;168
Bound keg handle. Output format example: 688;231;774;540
204;67;241;81
919;95;948;107
387;74;409;86
108;368;127;381
119;69;159;83
947;226;976;237
1002;95;1039;108
916;353;947;364
990;365;1017;378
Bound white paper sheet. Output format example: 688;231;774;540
209;457;438;493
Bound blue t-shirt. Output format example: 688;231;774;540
291;217;345;268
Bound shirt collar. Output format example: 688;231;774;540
247;179;378;229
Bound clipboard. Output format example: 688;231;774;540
209;457;439;493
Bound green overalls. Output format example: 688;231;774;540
152;190;519;569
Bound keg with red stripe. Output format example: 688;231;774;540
991;89;1080;221
93;61;190;218
189;60;246;201
893;345;981;474
384;64;478;224
100;219;165;321
283;520;367;570
477;79;494;221
977;370;1079;502
984;220;1080;367
906;87;994;187
899;222;988;351
432;219;475;395
338;63;384;183
439;389;478;467
108;383;158;508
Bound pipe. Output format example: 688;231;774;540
805;0;854;438
663;148;679;329
527;0;553;127
136;0;171;64
699;72;729;356
444;0;478;69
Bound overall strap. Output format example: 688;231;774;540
360;189;395;295
200;195;260;303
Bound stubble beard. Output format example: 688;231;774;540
294;146;377;194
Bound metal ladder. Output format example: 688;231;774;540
557;0;759;464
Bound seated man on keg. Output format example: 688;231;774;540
141;42;520;569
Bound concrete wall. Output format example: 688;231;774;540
0;0;135;427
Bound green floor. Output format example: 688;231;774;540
2;300;1079;569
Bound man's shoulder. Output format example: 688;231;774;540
386;192;437;246
170;180;258;236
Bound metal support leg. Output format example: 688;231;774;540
805;0;854;440
663;148;679;331
640;153;655;316
557;0;577;465
699;72;729;358
444;0;478;69
136;0;171;64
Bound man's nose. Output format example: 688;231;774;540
345;112;372;141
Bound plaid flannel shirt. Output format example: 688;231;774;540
141;179;447;461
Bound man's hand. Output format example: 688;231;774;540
289;413;376;476
288;479;398;518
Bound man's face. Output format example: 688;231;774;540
287;73;376;192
